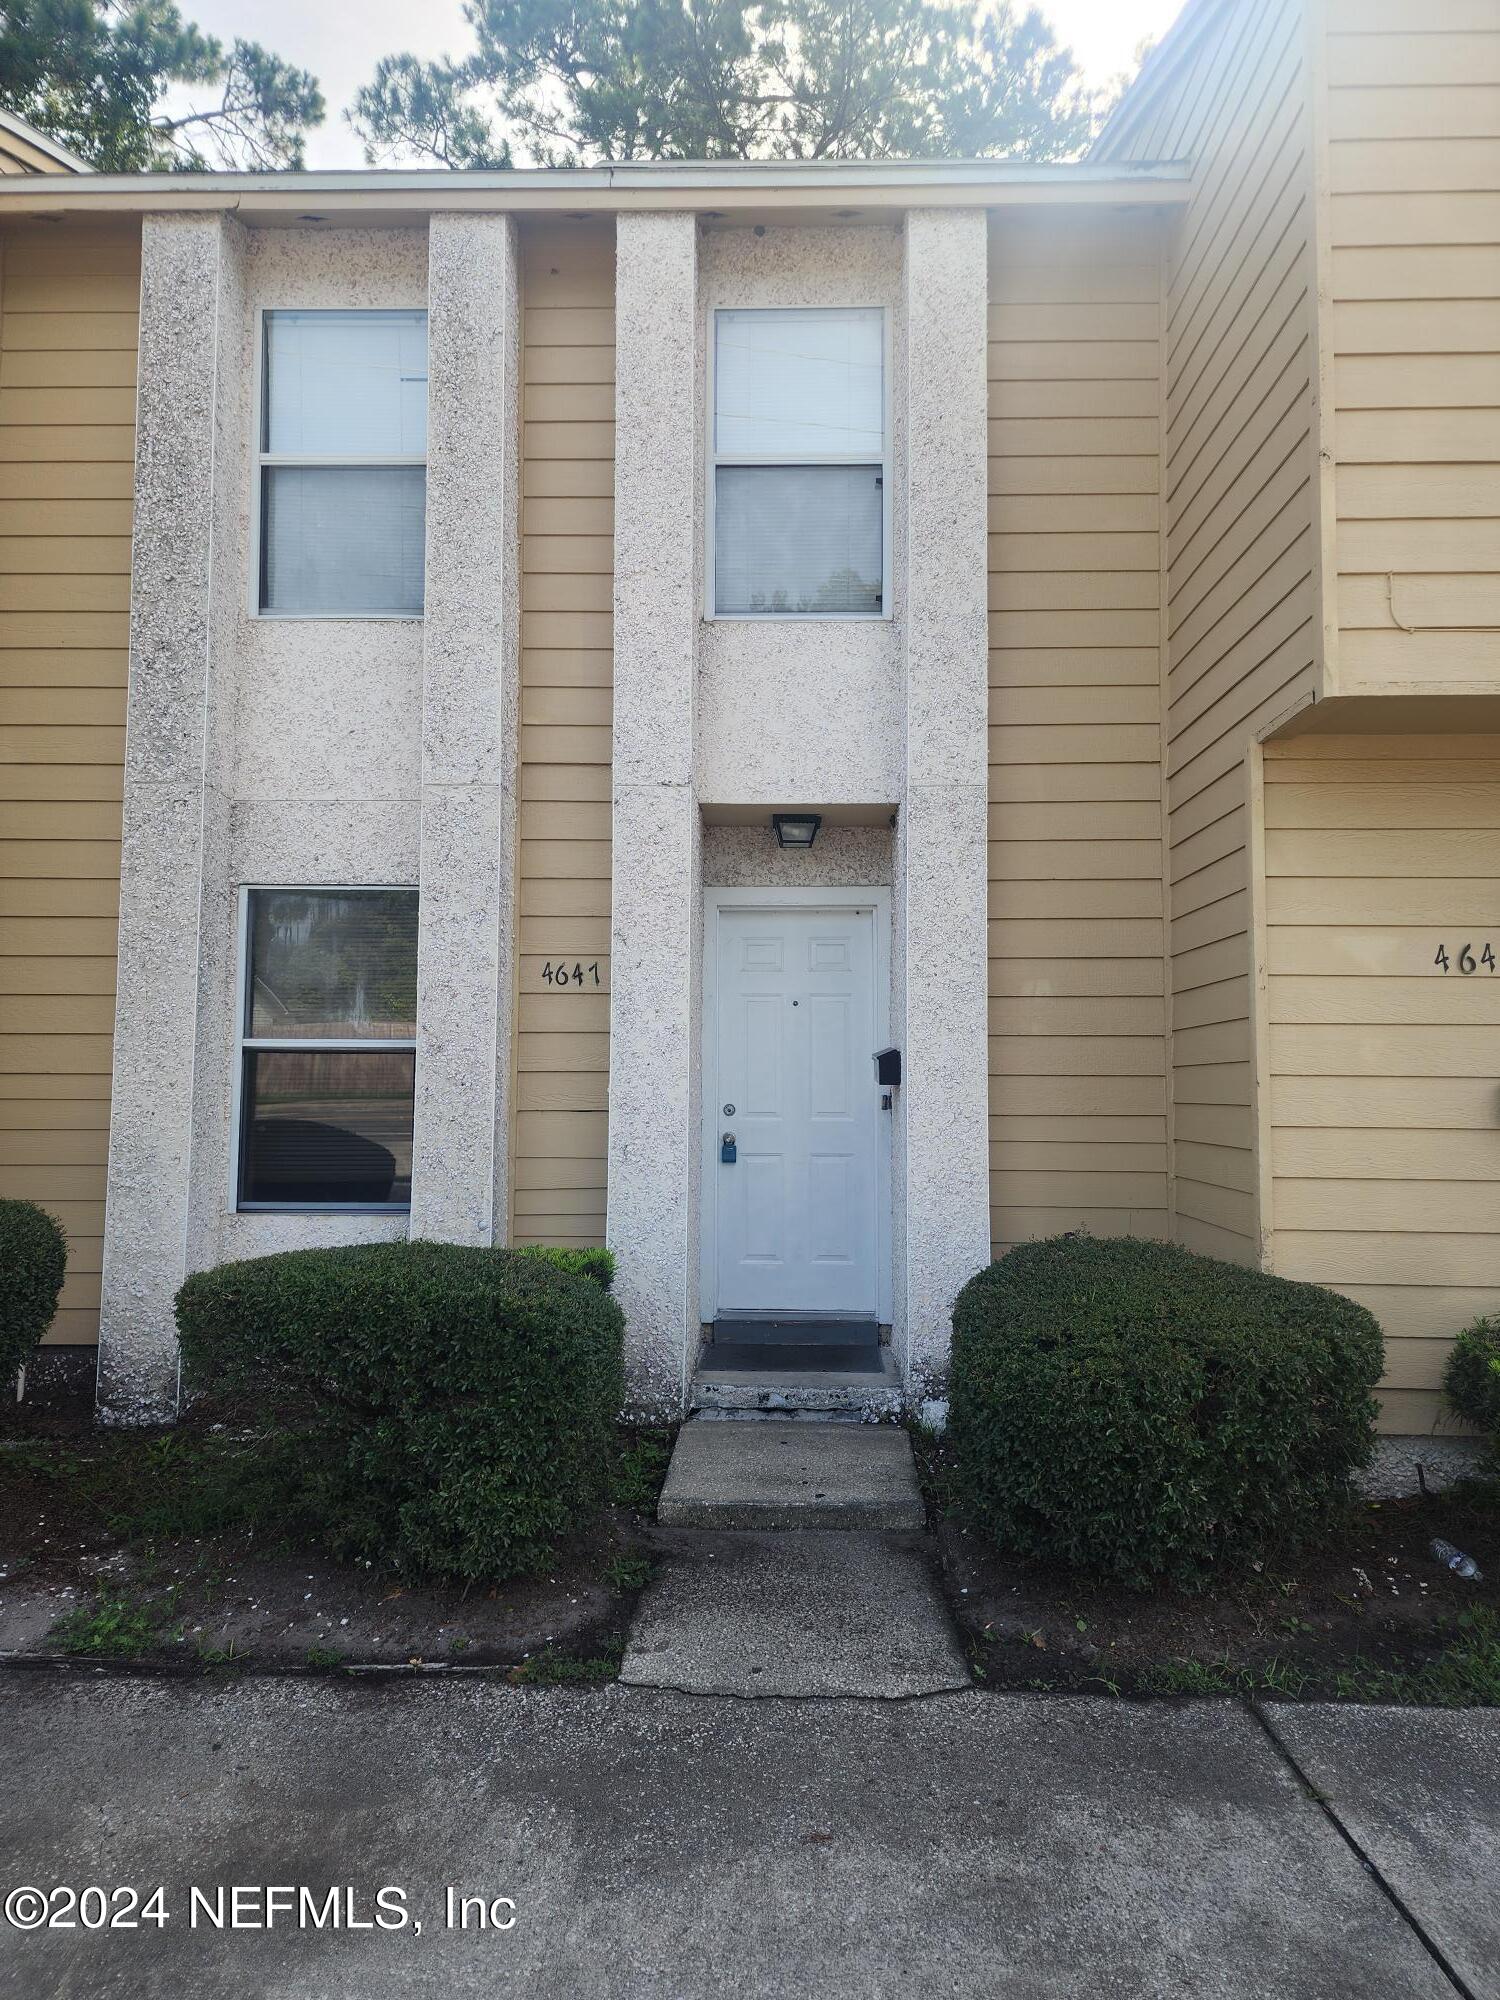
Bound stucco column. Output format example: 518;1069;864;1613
409;214;521;1243
97;214;245;1423
897;208;993;1393
606;212;703;1413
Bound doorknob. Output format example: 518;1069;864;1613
720;1132;737;1164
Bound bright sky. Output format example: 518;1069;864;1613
169;0;1187;170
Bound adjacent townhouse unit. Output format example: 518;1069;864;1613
0;0;1495;1440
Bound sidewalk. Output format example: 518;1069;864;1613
1;1675;1494;1998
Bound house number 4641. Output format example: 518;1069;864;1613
1434;943;1496;974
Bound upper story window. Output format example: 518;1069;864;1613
236;887;418;1210
257;309;428;617
710;306;886;619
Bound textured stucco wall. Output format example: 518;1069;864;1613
231;231;429;813
894;210;993;1393
98;213;244;1421
102;201;996;1422
702;824;894;889
202;227;431;1275
408;213;521;1245
697;225;904;808
607;212;704;1413
99;217;529;1415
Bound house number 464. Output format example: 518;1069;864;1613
1434;943;1496;974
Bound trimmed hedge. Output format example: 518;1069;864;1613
1444;1316;1500;1446
514;1244;616;1291
174;1239;625;1580
0;1199;67;1383
948;1234;1383;1590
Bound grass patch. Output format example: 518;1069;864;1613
49;1587;158;1659
609;1429;674;1513
510;1636;624;1687
602;1553;652;1595
1327;1609;1500;1708
1134;1655;1315;1699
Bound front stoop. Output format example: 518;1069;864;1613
656;1418;924;1530
690;1358;905;1421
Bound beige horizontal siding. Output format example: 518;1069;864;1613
1116;0;1320;1267
987;209;1168;1254
1265;734;1500;1433
0;221;138;1346
511;220;614;1249
1324;4;1500;696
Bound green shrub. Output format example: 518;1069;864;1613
514;1243;615;1291
174;1239;625;1580
1444;1316;1500;1444
948;1234;1383;1591
0;1199;67;1382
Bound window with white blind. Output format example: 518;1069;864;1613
709;306;887;618
256;309;428;616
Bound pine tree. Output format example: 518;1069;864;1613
352;0;1094;169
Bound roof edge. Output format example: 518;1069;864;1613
0;154;1194;218
0;106;91;174
1090;0;1234;164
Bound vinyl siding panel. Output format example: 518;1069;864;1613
512;221;614;1249
987;210;1168;1254
1265;735;1500;1432
1324;5;1500;696
0;222;137;1346
1105;0;1320;1267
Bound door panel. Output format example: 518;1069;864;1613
712;906;880;1315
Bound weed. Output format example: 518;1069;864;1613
304;1645;345;1670
1330;1609;1500;1708
603;1553;651;1595
609;1431;673;1513
1137;1655;1242;1696
194;1636;250;1670
511;1637;624;1687
49;1588;157;1659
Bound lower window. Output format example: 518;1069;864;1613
236;888;418;1210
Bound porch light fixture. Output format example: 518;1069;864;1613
772;813;821;849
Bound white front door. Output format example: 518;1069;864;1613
708;903;881;1317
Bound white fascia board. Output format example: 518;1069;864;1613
0;155;1194;217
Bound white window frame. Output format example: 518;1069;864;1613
250;306;429;622
705;304;892;623
231;884;418;1213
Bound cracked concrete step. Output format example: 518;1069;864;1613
657;1418;924;1530
621;1528;970;1697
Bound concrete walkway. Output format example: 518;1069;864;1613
2;1676;1495;1999
625;1419;966;1696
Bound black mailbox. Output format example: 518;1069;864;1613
873;1047;902;1088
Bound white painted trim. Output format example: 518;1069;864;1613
248;304;430;622
231;883;418;1214
704;304;893;623
0;159;1195;214
699;885;893;1326
0;106;90;172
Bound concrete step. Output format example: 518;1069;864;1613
620;1527;969;1697
657;1417;924;1531
691;1346;905;1420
